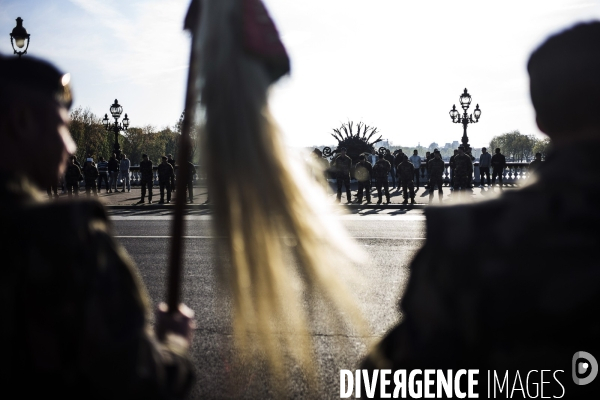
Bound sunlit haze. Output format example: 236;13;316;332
1;0;599;148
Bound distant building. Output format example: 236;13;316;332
452;141;459;149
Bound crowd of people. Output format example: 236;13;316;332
317;145;544;205
47;153;197;204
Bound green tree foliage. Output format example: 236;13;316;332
489;130;549;162
69;107;112;162
69;107;193;166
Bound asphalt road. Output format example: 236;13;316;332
109;209;427;399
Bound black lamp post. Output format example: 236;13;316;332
102;99;129;159
449;88;482;155
10;17;30;58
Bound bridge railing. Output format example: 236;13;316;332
88;165;205;187
415;161;533;186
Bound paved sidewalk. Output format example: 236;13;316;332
42;182;517;209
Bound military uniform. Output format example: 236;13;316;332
427;157;445;202
65;163;83;197
0;175;194;399
396;159;415;203
453;153;472;190
181;162;196;202
354;160;372;203
491;152;507;187
373;159;391;204
167;158;176;192
140;159;154;202
83;163;99;196
157;162;175;203
361;143;600;398
384;152;396;188
331;154;352;202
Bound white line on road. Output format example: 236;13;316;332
109;214;426;221
114;236;426;240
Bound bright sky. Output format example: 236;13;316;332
1;0;600;148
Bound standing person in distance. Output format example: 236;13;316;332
424;151;433;189
138;153;153;204
384;149;396;189
97;156;109;193
83;158;99;197
65;155;83;197
529;152;543;173
331;147;352;203
183;160;197;203
394;149;405;193
397;154;416;205
449;149;458;190
107;153;119;193
409;149;422;190
452;146;473;197
158;156;175;204
167;154;176;192
491;147;507;190
373;154;391;205
119;153;130;192
428;150;445;204
479;147;492;187
354;155;372;204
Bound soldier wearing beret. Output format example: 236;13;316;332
0;55;194;399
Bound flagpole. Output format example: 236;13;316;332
167;0;201;313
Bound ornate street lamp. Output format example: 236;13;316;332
102;99;129;159
10;17;30;58
449;88;481;155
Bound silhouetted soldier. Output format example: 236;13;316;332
397;154;416;204
361;22;600;398
138;153;153;204
449;148;458;189
167;154;176;192
393;149;405;192
182;161;196;203
373;154;391;204
479;146;492;187
453;146;472;192
409;149;422;189
97;156;109;192
529;152;543;173
331;147;352;203
428;151;444;204
158;156;174;204
0;55;194;399
83;158;99;197
384;149;396;189
354;155;372;204
107;153;119;193
119;153;130;192
65;155;83;197
491;147;507;189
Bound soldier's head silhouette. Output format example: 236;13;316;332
529;21;600;141
0;55;74;187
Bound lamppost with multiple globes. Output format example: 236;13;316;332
102;99;130;159
10;17;30;57
449;88;482;155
